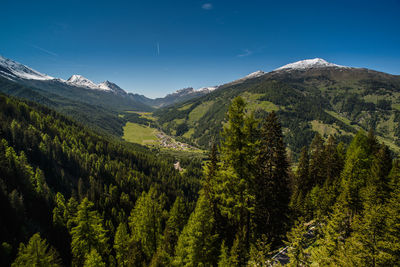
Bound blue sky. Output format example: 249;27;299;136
1;0;399;98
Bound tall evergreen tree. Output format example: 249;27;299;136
339;131;374;215
381;167;400;265
128;187;165;261
343;204;388;267
114;222;130;267
12;233;61;267
174;192;219;266
70;198;109;266
309;202;351;266
365;144;392;205
285;219;310;267
290;146;310;217
309;133;325;186
254;111;290;244
83;249;106;267
214;96;259;263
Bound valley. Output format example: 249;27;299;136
1;55;399;266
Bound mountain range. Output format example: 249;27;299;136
1;55;399;156
0;55;218;108
154;58;400;155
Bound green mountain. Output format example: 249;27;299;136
154;59;400;155
0;56;158;136
0;92;201;266
132;86;217;108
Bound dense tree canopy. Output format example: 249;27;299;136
1;92;399;266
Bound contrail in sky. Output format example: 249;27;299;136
157;42;160;55
31;44;58;57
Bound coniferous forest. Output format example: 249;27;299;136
0;91;399;266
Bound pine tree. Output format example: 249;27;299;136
285;219;310;267
114;222;130;267
53;192;67;228
215;96;259;262
84;249;106;267
203;142;219;211
248;235;271;266
290;146;310;217
309;133;325;186
174;192;219;266
323;136;343;186
339;131;374;215
343;204;388;267
161;196;188;256
365;144;392;205
218;241;230;267
70;198;109;266
309;203;351;266
254;111;290;244
316;136;344;217
12;233;61;267
128;187;165;260
381;172;400;265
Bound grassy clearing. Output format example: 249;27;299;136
182;128;195;139
377;136;400;154
310;120;354;138
325;110;400;153
311;120;339;136
178;103;193;111
125;111;156;121
123;122;159;145
325;110;355;128
188;101;215;123
392;103;400;111
173;118;186;125
241;92;280;112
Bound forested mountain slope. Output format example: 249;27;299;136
0;77;142;136
1;93;399;266
0;93;202;266
155;66;400;156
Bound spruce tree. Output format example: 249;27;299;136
128;187;165;260
381;170;400;265
70;198;109;266
84;249;106;267
285;219;310;267
290;146;310;217
12;233;61;267
365;144;392;205
215;96;258;262
174;192;219;266
114;222;130;267
309;133;325;186
338;131;374;215
254;111;290;244
343;204;388;266
309;202;351;266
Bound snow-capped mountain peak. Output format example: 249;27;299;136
196;86;218;93
0;55;128;94
0;55;54;81
275;58;347;71
66;76;126;93
244;70;265;79
67;75;99;89
98;81;127;94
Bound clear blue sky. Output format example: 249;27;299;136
1;0;399;98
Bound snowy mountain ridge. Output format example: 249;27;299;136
66;75;124;92
0;55;127;93
275;58;348;71
0;55;54;81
